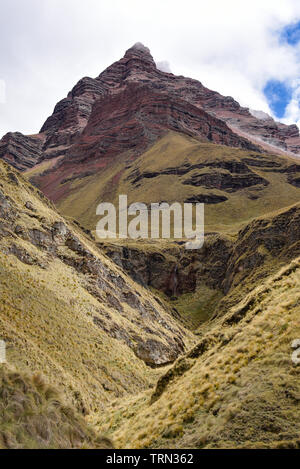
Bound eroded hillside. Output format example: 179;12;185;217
0;42;300;450
0;160;194;417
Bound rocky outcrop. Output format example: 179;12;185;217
101;234;233;298
66;83;259;162
281;164;300;188
31;224;186;366
222;203;300;293
40;77;108;156
0;42;299;205
128;155;270;194
29;80;262;202
93;43;300;156
92;43;300;156
102;203;300;310
184;194;228;204
0;160;190;368
226;114;300;155
0;132;45;171
182;170;269;192
288;173;300;188
129;157;260;184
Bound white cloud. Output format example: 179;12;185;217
1;0;300;137
249;110;272;121
0;80;6;104
282;85;300;127
281;74;300;127
156;61;172;73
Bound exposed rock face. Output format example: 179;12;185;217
92;43;300;156
285;164;300;187
0;160;189;368
182;171;269;192
40;77;108;156
27;83;262;202
92;43;300;155
227;115;300;155
0;132;45;171
223;203;300;293
102;203;300;307
73;82;258;160
101;234;233;298
184;194;228;204
0;42;299;208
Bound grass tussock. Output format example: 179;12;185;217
0;365;112;449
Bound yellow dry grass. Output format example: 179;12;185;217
5;134;300;449
0;365;112;449
93;258;300;449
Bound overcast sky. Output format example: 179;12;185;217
1;0;300;138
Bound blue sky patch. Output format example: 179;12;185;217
263;80;292;119
280;21;300;46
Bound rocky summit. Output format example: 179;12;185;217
0;44;300;450
1;42;300;173
0;44;296;238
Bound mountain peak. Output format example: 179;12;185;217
124;42;155;63
132;42;150;52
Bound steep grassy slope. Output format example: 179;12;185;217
26;132;300;235
0;365;112;449
3;126;300;450
93;257;300;449
0;160;193;417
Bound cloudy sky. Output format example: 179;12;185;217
1;0;300;138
